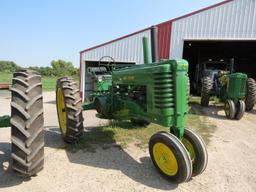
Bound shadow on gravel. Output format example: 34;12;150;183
0;143;31;188
190;103;229;120
44;126;178;190
247;109;256;115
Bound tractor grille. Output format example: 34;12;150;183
154;72;174;109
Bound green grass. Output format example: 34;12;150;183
42;76;59;91
0;72;78;92
67;101;216;152
0;72;12;83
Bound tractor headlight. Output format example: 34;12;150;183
98;77;102;82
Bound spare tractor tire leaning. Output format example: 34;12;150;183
10;69;44;176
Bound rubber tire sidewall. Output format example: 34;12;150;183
235;100;245;120
183;129;208;177
224;99;236;119
149;131;192;184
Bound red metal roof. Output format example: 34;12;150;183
80;0;233;54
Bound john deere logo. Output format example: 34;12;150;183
122;76;135;81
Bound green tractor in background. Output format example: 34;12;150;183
0;70;44;176
200;58;256;120
56;27;208;184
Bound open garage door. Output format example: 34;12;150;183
183;40;256;93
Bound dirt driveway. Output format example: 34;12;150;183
0;91;256;192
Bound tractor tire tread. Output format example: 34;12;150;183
245;78;256;111
200;77;213;106
11;69;44;176
56;77;84;143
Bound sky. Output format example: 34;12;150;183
0;0;224;68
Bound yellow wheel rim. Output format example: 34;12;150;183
182;138;196;163
57;88;67;135
153;143;178;176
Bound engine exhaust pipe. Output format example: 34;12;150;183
150;26;159;63
142;37;150;64
230;58;234;74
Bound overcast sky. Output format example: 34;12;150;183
0;0;224;67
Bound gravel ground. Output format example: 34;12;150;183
0;91;256;192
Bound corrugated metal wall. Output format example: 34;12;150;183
82;29;151;64
170;0;256;58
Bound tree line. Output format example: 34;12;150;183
0;60;79;76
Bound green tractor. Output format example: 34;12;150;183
0;70;44;176
55;28;208;184
200;59;256;120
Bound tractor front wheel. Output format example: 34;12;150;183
182;129;208;177
235;100;245;120
56;77;84;143
224;99;236;119
149;132;192;184
245;78;256;111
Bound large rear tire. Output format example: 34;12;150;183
200;77;213;107
182;129;208;177
10;69;44;176
245;78;256;111
56;77;84;143
149;132;192;184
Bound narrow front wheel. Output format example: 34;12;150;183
149;132;192;184
224;99;236;119
235;100;245;120
182;129;208;177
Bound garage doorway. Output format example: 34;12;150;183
183;40;256;93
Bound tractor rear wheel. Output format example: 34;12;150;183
245;78;256;111
182;129;208;177
56;77;84;143
149;131;192;184
235;100;245;120
10;69;44;176
224;99;236;119
200;77;213;107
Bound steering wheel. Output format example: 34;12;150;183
98;56;116;73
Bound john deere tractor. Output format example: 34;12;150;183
56;27;208;184
200;59;256;120
0;70;44;176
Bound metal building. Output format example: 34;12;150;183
80;0;256;100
